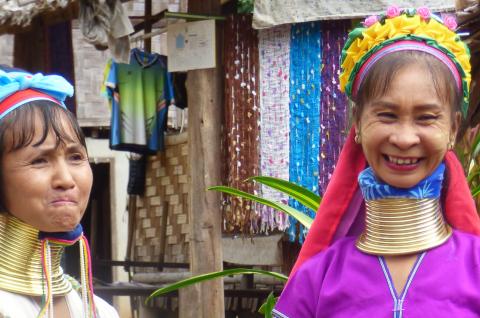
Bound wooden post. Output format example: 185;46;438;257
144;0;152;52
181;1;224;317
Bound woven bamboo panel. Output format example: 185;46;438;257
133;133;189;270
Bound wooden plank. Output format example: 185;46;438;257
182;67;225;318
182;2;224;317
144;0;152;52
157;202;169;271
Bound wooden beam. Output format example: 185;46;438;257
144;0;152;52
131;9;166;34
182;1;224;317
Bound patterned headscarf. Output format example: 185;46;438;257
0;70;73;119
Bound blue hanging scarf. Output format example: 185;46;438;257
288;22;322;242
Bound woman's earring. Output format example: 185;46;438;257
354;132;361;144
447;140;454;150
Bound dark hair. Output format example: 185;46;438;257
0;101;87;211
352;50;462;122
0;100;86;152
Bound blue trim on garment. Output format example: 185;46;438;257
358;163;445;200
272;308;290;318
378;252;426;318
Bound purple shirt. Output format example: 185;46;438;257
274;230;480;317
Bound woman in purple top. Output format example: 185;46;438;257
273;6;480;318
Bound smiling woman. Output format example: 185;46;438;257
273;6;480;318
0;71;118;317
355;59;459;189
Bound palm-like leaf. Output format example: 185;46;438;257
146;268;288;303
247;176;321;212
258;292;278;318
208;186;314;228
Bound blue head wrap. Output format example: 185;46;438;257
0;70;74;119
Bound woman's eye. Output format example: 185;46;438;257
69;153;86;162
31;158;47;165
377;112;396;119
417;114;438;121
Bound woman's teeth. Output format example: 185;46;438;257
387;156;419;165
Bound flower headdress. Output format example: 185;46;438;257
339;6;471;117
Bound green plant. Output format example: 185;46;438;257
147;268;287;302
258;292;278;318
147;176;320;317
238;0;254;14
210;176;321;229
456;125;480;198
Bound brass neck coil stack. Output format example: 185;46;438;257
0;215;71;296
356;198;451;255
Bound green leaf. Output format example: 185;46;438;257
238;0;254;13
471;184;480;197
471;132;480;159
468;169;480;183
258;292;278;318
247;176;321;212
208;186;314;228
146;268;288;303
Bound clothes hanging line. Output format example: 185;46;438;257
164;11;226;21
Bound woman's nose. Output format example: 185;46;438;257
52;160;75;189
388;124;420;149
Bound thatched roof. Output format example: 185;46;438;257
457;0;480;127
0;0;75;29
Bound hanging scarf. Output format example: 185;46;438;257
288;22;322;242
224;14;261;234
258;24;291;233
318;20;350;196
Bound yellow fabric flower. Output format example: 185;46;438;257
339;13;471;102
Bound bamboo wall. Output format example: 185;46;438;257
133;133;190;268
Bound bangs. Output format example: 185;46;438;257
0;101;86;152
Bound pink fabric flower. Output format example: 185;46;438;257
386;5;401;18
442;14;457;30
363;15;379;27
417;6;431;20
